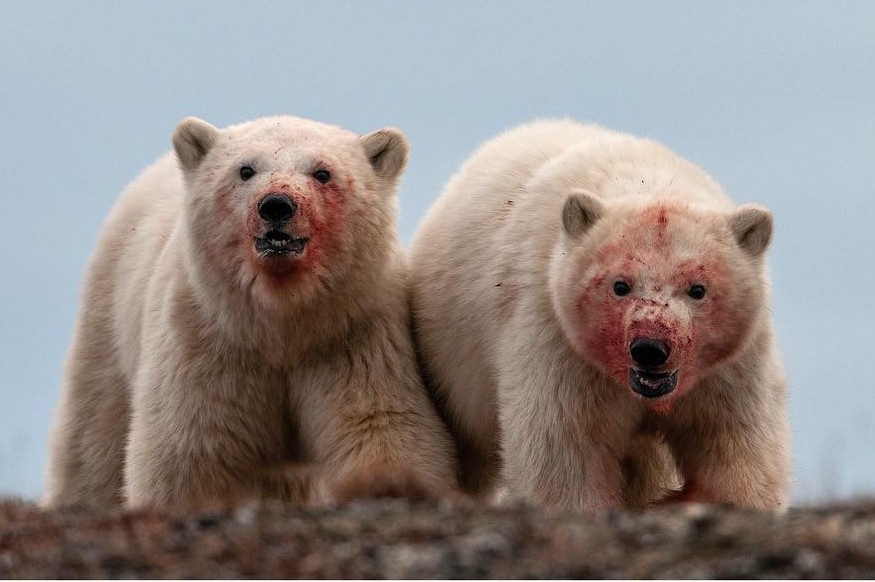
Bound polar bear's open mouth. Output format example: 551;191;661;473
254;231;308;256
629;368;678;398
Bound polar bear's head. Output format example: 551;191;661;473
550;192;773;411
172;115;408;311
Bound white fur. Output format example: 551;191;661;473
44;115;456;508
410;119;790;511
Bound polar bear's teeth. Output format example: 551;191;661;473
256;234;307;256
629;368;678;398
288;238;307;253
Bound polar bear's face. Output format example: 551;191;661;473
551;194;773;410
171;116;408;310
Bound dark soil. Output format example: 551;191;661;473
1;497;873;578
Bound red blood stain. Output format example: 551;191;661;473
572;204;749;410
244;177;350;284
660;477;701;504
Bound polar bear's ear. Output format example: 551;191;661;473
173;117;220;171
562;191;604;239
361;128;409;181
729;204;773;256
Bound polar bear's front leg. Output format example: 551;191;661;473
496;339;639;512
123;346;287;507
666;359;791;510
43;335;129;507
294;324;458;503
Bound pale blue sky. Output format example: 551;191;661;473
1;1;872;503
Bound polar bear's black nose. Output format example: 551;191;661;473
631;338;671;369
258;194;297;222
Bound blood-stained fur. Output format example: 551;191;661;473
410;119;790;511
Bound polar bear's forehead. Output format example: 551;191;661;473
225;115;357;139
595;204;729;272
220;116;362;157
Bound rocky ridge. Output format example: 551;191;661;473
1;497;873;578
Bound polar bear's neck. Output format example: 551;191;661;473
177;241;405;367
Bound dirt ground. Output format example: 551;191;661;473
1;496;873;578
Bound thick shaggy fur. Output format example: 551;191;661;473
44;115;456;508
410;119;790;511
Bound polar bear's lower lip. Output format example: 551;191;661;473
629;368;678;398
255;234;308;256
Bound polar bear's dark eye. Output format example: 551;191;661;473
688;284;707;300
239;165;256;181
313;169;331;184
613;280;632;297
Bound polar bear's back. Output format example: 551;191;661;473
416;119;610;246
81;153;184;380
410;118;612;294
44;151;185;506
408;120;617;484
410;118;619;325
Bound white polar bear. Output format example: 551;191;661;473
44;115;457;508
410;119;791;512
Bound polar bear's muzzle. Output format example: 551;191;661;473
628;337;677;398
253;193;308;257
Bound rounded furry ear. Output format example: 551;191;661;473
729;204;773;256
173;117;220;171
361;128;409;181
562;191;604;239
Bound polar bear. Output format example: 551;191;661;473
409;119;790;511
44;115;457;508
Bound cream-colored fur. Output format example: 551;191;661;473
44;115;456;508
410;119;790;511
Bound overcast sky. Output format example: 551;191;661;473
1;1;872;504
